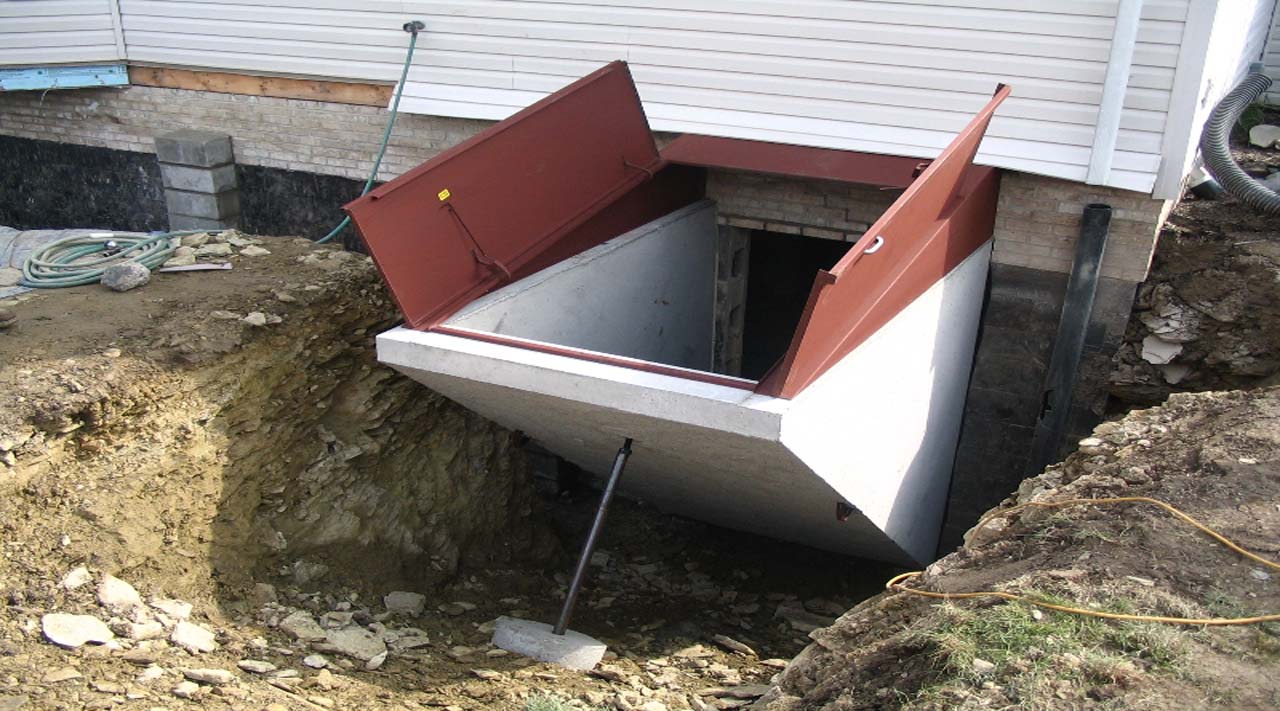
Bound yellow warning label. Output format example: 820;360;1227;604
437;188;451;201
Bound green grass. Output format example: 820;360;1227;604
1235;102;1267;141
903;592;1190;709
526;692;604;711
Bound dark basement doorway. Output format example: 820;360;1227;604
739;230;852;381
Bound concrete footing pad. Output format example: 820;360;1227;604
491;616;607;671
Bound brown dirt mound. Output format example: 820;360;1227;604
761;387;1280;710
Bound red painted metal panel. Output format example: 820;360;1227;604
661;134;925;189
757;86;1012;399
344;61;662;329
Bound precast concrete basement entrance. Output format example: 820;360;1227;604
347;62;1010;565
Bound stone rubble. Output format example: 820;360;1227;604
100;262;151;292
41;614;114;649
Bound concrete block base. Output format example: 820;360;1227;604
491;617;607;671
170;214;239;231
155;129;240;231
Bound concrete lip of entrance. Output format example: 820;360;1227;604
491;617;608;671
377;233;993;565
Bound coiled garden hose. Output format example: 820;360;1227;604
20;230;212;288
317;20;423;244
1199;67;1280;214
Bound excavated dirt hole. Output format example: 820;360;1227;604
0;232;899;710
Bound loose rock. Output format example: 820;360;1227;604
316;626;386;662
194;243;234;258
59;565;92;590
237;659;277;674
182;668;235;686
42;613;114;648
384;591;426;616
279;611;326;642
711;634;756;657
171;680;201;699
150;598;193;620
97;574;144;615
101;262;151;292
42;667;84;683
171;620;219;653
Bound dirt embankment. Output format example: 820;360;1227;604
0;235;549;607
761;387;1280;710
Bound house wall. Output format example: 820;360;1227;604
0;0;123;67
0;77;1172;553
1154;0;1276;196
2;0;1197;196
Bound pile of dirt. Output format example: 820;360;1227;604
0;232;549;602
760;386;1280;710
1110;146;1280;406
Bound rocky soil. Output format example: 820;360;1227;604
1110;141;1280;406
761;387;1280;710
0;232;900;710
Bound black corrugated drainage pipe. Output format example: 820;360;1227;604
1027;203;1112;474
1201;63;1280;214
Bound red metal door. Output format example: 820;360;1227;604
757;86;1012;399
345;61;662;329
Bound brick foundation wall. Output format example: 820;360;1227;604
993;173;1171;283
707;169;900;243
706;168;1169;284
1;85;1170;284
0;85;487;183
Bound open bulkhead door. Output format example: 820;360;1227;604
758;85;1012;399
344;62;669;330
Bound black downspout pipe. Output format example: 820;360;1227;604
1027;203;1112;474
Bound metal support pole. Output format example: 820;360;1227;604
553;438;633;635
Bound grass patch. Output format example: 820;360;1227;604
1234;102;1268;142
525;693;577;711
526;692;606;711
903;592;1190;709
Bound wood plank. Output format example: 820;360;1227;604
127;65;391;105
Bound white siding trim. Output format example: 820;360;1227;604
1153;0;1216;199
1088;0;1144;185
107;0;127;60
1154;0;1276;198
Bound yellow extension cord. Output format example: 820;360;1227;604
886;496;1280;626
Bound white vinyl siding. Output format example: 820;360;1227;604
109;0;1187;193
116;1;414;80
0;0;124;66
4;1;1274;197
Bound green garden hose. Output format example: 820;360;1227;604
20;230;211;288
317;21;423;244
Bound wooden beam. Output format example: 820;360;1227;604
127;66;392;107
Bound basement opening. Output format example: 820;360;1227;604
348;61;1011;565
740;230;852;381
